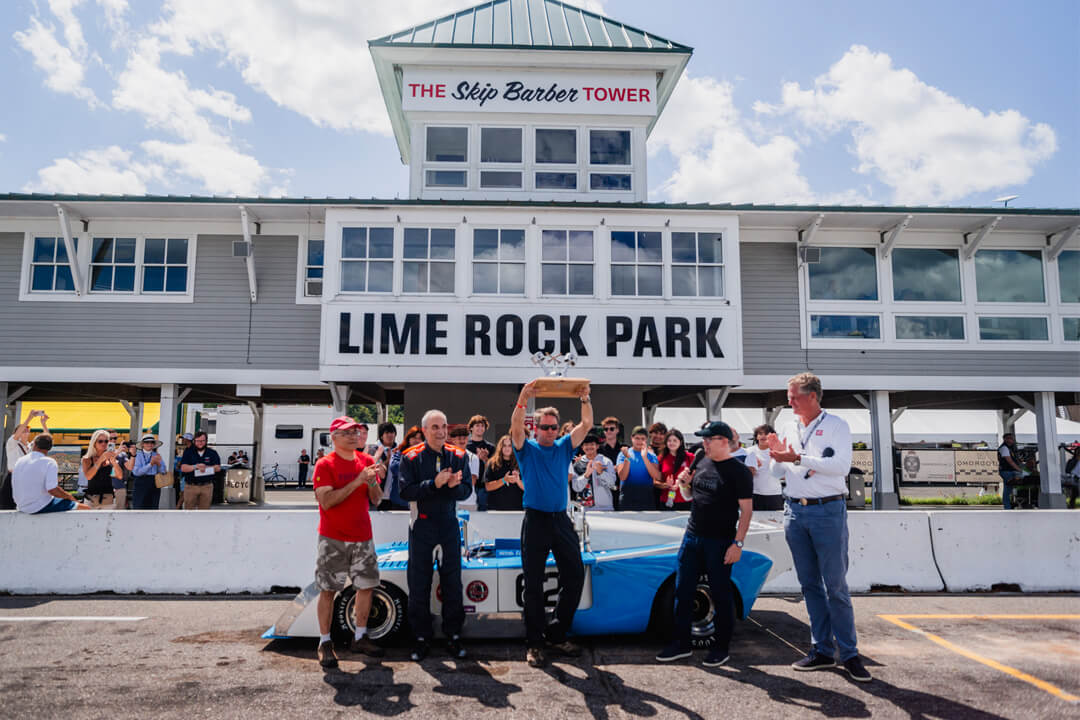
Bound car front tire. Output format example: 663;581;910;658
331;582;409;646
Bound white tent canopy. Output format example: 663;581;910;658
654;407;1080;447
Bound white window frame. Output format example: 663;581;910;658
670;230;727;300
533;126;581;193
478;124;524;191
609;228;664;298
339;226;395;295
19;231;197;303
1054;249;1080;306
88;236;139;295
587;127;634;194
295;233;324;305
538;227;596;298
800;237;1073;349
422;125;470;190
401;226;457;296
471;226;527;296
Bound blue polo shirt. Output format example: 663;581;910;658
514;434;575;512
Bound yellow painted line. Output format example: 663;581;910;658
884;614;1080;620
878;614;1080;703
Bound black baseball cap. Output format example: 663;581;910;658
694;421;734;440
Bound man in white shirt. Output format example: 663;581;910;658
767;372;870;682
13;434;89;514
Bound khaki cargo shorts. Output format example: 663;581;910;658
315;535;380;592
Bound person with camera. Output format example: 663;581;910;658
3;409;50;510
132;434;168;509
82;429;123;508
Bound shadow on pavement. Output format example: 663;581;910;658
322;664;416;714
542;655;706;720
421;657;523;709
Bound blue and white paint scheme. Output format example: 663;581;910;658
265;508;789;647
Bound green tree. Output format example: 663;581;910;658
346;404;404;424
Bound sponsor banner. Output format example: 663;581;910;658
851;450;874;485
954;450;999;483
402;69;657;116
322;303;739;374
900;449;955;483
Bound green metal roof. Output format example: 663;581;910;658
370;0;692;53
2;193;1076;216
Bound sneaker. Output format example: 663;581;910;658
655;645;692;663
702;649;729;667
317;640;338;669
349;635;386;658
446;635;467;659
526;647;546;668
843;655;873;682
410;639;430;662
791;653;836;671
548;640;582;658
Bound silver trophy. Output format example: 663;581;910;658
529;351;588;397
530;351;579;377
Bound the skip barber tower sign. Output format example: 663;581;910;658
320;303;740;382
401;69;657;116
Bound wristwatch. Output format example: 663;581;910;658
733;540;744;548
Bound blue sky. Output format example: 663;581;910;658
2;0;1076;207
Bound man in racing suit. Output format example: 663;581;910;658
399;409;473;662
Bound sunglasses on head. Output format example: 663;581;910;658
536;424;559;431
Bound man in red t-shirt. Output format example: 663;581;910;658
312;416;385;669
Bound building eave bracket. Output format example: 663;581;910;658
239;205;258;303
54;204;86;296
880;215;913;259
798;213;825;246
1047;224;1080;261
962;216;1001;260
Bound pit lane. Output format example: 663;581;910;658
1;594;1076;719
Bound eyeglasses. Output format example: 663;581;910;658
604;426;618;432
95;439;108;444
536;424;559;431
109;437;118;441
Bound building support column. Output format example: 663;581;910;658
157;384;178;509
0;383;9;477
249;402;265;505
869;390;899;509
705;387;730;422
121;400;143;442
766;406;782;427
1034;391;1065;509
329;382;351;417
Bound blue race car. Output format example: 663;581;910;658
266;508;783;647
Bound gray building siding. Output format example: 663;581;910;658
0;233;319;370
740;242;1079;378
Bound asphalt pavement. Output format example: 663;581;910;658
1;594;1077;719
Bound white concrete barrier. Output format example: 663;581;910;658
928;510;1080;592
760;511;945;593
1;509;1074;594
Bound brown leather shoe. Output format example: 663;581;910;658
318;640;338;669
349;635;386;657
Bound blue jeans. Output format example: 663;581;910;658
784;500;858;661
33;497;76;514
673;531;734;652
999;471;1021;510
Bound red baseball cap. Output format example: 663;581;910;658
329;416;364;433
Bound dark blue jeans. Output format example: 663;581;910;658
407;515;464;640
784;499;858;661
673;531;734;652
520;509;584;648
131;475;160;509
999;471;1021;510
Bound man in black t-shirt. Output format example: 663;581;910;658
466;415;495;511
657;420;752;668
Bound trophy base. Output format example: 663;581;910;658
533;377;591;398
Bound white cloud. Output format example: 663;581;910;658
759;45;1057;204
0;134;7;142
142;138;267;196
650;75;819;204
13;16;100;106
146;0;606;134
24;146;162;194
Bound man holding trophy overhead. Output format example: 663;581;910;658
511;356;592;668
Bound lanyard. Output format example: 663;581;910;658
797;411;828;451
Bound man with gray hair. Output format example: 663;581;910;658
399;409;473;662
766;372;871;682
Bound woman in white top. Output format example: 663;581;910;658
2;409;49;509
745;423;785;511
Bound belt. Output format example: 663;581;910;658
789;494;844;506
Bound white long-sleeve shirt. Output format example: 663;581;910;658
769;411;852;499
